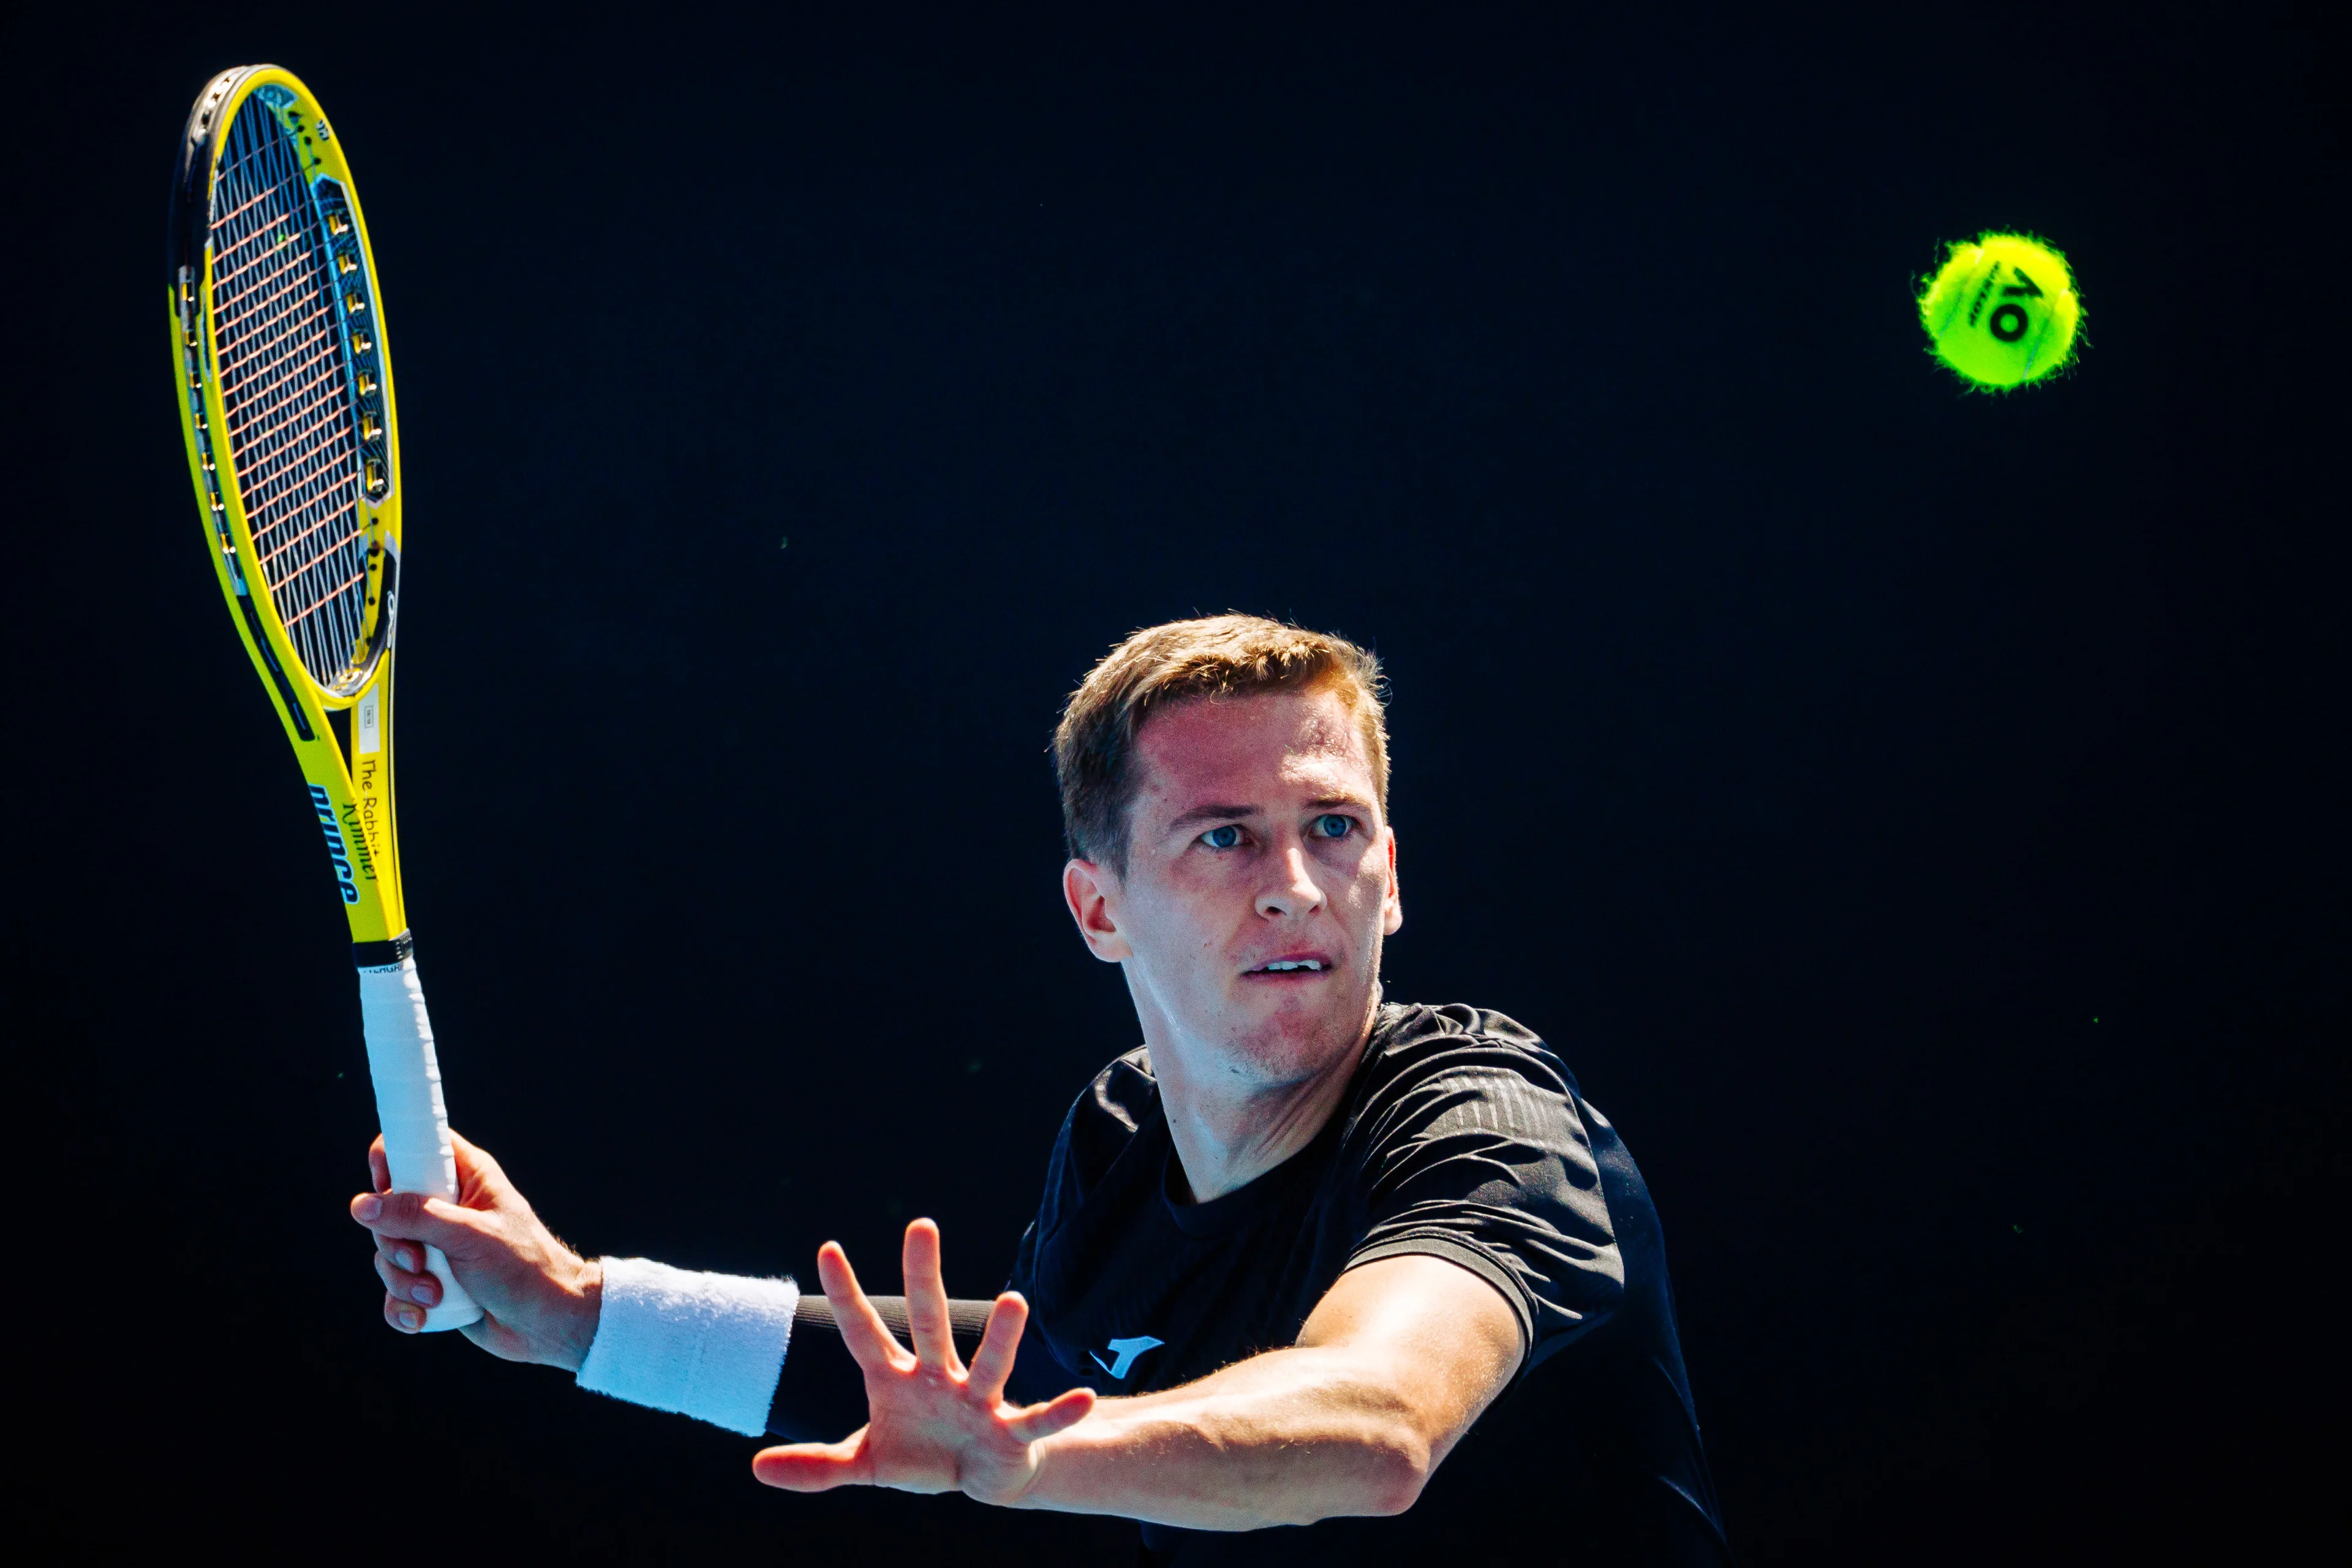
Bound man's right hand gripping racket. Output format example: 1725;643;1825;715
170;65;480;1330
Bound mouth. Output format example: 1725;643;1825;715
1242;954;1335;979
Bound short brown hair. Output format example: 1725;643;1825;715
1054;614;1389;870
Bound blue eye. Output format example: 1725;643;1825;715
1311;813;1354;839
1201;824;1245;850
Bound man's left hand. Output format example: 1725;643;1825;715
751;1220;1096;1504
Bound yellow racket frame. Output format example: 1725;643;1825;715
172;65;409;946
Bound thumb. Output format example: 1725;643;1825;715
1004;1385;1096;1444
752;1436;875;1492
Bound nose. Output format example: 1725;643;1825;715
1256;845;1326;921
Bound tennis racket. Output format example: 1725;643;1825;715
170;65;480;1330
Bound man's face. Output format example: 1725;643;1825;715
1063;684;1402;1087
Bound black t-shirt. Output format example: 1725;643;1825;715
771;1001;1730;1566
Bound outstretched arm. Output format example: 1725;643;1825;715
1020;1252;1521;1527
753;1222;1523;1529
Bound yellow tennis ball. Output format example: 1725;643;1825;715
1917;233;2082;390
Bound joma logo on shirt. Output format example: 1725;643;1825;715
1090;1335;1164;1381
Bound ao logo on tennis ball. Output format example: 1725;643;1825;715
308;783;360;903
1918;233;2083;390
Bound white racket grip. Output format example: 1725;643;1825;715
357;956;484;1331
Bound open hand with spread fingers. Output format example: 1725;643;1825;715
751;1219;1096;1506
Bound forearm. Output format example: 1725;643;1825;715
1020;1346;1433;1530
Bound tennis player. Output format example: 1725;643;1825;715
352;615;1731;1564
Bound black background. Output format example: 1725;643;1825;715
6;3;2340;1561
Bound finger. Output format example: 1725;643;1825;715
368;1136;390;1195
750;1435;876;1492
967;1291;1030;1403
900;1219;960;1373
1003;1385;1096;1444
374;1232;431;1276
374;1250;442;1308
349;1188;488;1254
816;1243;911;1373
383;1291;428;1334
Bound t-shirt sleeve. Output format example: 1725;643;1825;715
1346;1039;1624;1372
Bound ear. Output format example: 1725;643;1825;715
1063;859;1134;963
1380;827;1403;937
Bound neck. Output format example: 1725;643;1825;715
1146;989;1381;1204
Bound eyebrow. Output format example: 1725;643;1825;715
1166;803;1260;834
1163;795;1373;834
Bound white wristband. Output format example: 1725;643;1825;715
577;1258;800;1436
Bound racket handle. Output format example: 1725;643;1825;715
356;946;484;1331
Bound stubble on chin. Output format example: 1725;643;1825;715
1215;981;1378;1087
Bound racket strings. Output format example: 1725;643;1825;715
208;100;371;687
